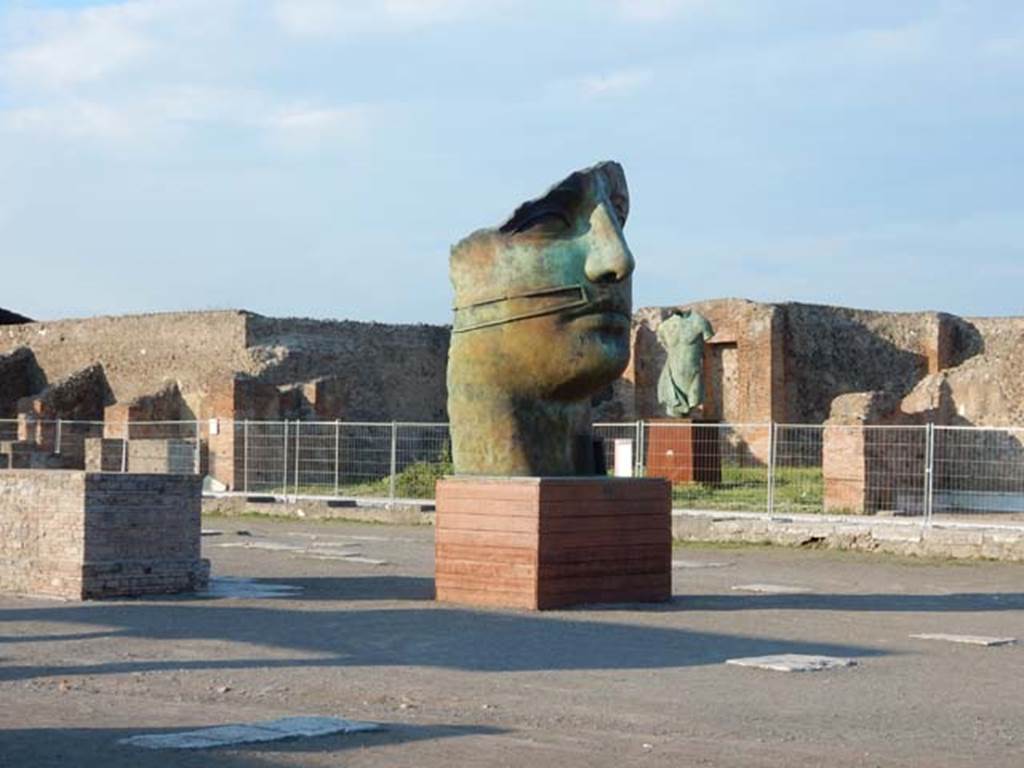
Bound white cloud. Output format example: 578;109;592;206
3;1;157;89
1;0;245;91
2;100;132;140
271;0;496;38
984;35;1024;62
578;69;652;98
615;0;711;22
846;23;931;59
266;104;373;150
0;84;375;152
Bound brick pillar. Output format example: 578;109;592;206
823;424;869;514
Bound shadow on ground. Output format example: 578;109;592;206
0;575;895;682
0;721;505;768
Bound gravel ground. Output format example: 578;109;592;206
2;516;1023;767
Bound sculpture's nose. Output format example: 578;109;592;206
584;202;635;284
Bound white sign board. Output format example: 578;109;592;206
613;439;634;478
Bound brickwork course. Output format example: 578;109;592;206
0;310;450;424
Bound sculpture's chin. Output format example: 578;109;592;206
548;327;631;401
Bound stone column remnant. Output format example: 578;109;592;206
447;161;635;475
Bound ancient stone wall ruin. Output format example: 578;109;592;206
0;310;450;425
780;305;983;424
246;315;450;422
599;299;1020;429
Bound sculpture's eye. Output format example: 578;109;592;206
610;194;628;226
514;209;571;235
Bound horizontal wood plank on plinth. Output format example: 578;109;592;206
436;512;540;533
433;584;539;610
536;584;671;610
435;543;537;564
432;498;541;517
537;542;670;565
434;476;671;611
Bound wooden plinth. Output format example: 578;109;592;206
435;476;672;610
645;420;722;484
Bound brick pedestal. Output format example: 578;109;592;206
645;420;722;484
435;476;672;610
0;471;209;599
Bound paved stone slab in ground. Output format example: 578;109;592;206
213;539;387;563
731;583;811;594
672;559;733;569
119;716;381;750
910;633;1017;647
203;577;304;599
725;654;857;672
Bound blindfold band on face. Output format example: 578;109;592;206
451;284;590;334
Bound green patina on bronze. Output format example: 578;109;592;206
447;161;635;476
656;309;715;417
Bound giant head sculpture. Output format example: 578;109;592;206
447;161;635;476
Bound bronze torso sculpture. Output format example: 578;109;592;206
447;161;634;476
656;309;714;418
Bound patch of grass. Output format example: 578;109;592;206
670;465;823;513
393;459;453;498
243;458;453;501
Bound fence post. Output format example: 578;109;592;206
634;419;644;477
55;418;62;455
389;421;398;503
243;419;249;494
924;422;935;526
766;421;777;515
334;419;340;497
120;418;129;473
193;420;201;475
294;420;301;498
282;420;289;496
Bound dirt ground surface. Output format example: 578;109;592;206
2;516;1023;768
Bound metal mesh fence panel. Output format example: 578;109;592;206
241;421;289;493
773;425;824;514
393;423;452;500
123;421;199;475
0;418;18;442
292;421;339;495
3;417;1024;521
643;422;771;512
933;426;1024;517
334;422;393;498
819;424;927;516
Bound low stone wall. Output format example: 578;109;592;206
202;493;434;525
0;470;208;599
672;510;1024;562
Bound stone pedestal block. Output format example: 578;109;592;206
0;471;208;599
645;420;722;485
435;476;672;610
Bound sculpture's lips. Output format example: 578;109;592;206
570;308;632;334
452;283;631;334
573;300;631;319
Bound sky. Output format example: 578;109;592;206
1;0;1022;324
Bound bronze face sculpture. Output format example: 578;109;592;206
447;161;634;476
